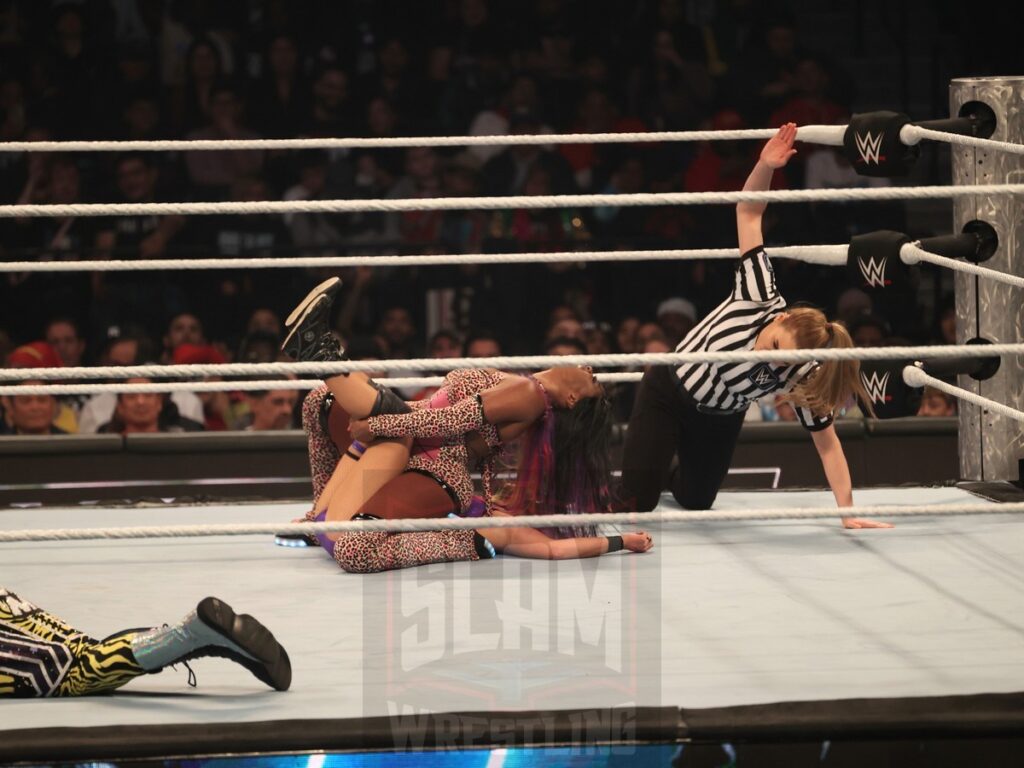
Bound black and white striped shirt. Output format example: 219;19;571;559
673;246;833;431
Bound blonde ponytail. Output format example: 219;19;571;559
780;308;875;418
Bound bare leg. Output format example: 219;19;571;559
324;437;413;538
323;372;381;420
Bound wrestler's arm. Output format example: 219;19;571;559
360;379;545;440
479;513;653;559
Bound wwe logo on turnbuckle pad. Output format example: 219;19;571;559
861;370;891;404
857;255;889;288
855;130;884;165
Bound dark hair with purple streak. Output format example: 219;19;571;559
501;394;615;538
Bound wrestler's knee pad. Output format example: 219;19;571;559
369;381;411;416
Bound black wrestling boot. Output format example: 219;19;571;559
189;597;292;691
131;597;292;691
282;278;346;363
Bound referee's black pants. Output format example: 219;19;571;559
620;366;746;511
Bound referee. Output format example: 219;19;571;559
620;123;891;529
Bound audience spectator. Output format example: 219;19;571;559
427;329;463;359
834;288;873;327
656;297;697;346
237;331;283;365
0;381;65;436
933;296;958;345
44;317;86;367
582;321;614;355
98;380;205;434
615;317;641;354
917;386;956;417
464;331;503;358
172;343;231;431
305;64;353;136
184;81;264;199
282;152;344;253
246;309;283;340
244;388;300;431
77;333;203;433
848;314;890;348
377;306;419;358
91;153;186;334
636;321;668;348
543;335;588;356
161;312;205;362
174;36;225;134
249;32;309;139
5;341;77;433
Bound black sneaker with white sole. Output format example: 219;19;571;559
281;277;346;362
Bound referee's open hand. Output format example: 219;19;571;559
761;122;798;169
841;516;896;530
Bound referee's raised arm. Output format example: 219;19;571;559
736;122;798;255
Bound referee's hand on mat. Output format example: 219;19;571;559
841;516;895;530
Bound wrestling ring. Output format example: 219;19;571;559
2;76;1024;766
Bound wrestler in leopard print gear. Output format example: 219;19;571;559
297;375;502;570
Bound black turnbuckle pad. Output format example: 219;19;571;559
847;230;910;290
843;111;919;177
917;220;998;264
859;359;914;419
921;338;1000;382
914;102;998;140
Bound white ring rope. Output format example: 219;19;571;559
3;344;1023;383
3;184;1024;220
0;126;846;153
0;245;848;273
0;502;1018;543
0;373;643;397
6;124;1020;156
3;242;1020;292
901;242;1024;289
902;365;1024;422
900;124;1024;156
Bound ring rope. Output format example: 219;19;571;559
901;243;1024;289
0;502;1019;543
0;245;848;273
0;126;846;153
0;373;643;397
4;243;1020;292
5;124;1021;156
900;125;1024;155
3;184;1024;220
4;344;1024;382
902;365;1024;422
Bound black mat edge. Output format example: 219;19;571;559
957;481;1024;503
680;691;1024;740
4;693;1024;762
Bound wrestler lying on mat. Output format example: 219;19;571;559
277;279;652;572
0;588;290;697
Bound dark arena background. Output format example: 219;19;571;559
1;1;1023;766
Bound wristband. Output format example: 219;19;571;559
606;535;624;553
